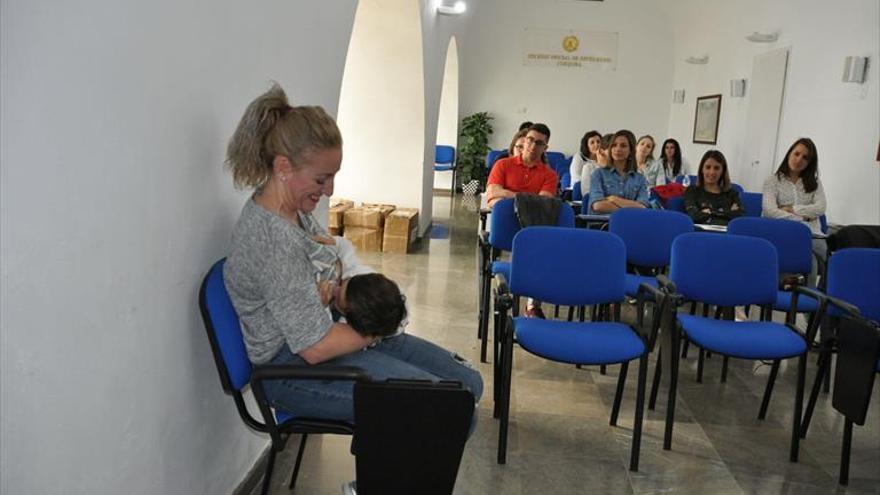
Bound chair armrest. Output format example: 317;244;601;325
478;230;489;248
251;364;370;384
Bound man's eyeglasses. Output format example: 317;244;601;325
525;136;547;147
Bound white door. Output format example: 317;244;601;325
740;48;789;192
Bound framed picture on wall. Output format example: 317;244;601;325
693;94;722;144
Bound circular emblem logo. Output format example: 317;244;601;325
562;35;579;53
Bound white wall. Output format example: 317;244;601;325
458;0;675;157
665;0;880;225
0;1;357;493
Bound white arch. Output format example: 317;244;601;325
335;0;426;211
433;36;460;192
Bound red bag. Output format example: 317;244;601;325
651;183;686;207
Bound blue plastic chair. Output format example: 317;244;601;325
740;191;763;218
728;217;819;318
199;259;368;494
571;181;583;202
494;227;649;471
486;149;505;171
609;209;694;300
478;198;575;363
658;233;809;461
800;248;880;453
665;196;685;213
731;183;745;194
545;151;567;176
434;145;456;194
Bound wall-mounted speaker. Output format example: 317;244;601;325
842;56;867;83
730;79;747;97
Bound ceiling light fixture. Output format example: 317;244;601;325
437;1;466;16
685;55;709;65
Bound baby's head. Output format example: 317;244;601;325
335;273;406;338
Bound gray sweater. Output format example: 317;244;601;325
224;198;334;364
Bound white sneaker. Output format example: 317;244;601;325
342;481;357;495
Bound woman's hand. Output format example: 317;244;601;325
780;205;795;214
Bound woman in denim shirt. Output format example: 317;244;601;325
588;130;649;213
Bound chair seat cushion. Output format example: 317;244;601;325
492;261;511;284
677;314;807;359
513;318;645;365
773;290;819;312
276;409;293;424
625;274;657;298
434;165;455;172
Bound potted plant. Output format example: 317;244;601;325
456;112;494;194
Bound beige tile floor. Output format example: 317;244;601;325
251;193;880;495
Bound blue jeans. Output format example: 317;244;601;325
263;333;484;424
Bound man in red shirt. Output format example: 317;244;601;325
486;123;558;207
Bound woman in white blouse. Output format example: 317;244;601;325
569;130;601;191
762;137;827;284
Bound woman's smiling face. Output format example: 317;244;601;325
284;147;342;213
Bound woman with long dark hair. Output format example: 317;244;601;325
762;137;827;283
569;130;601;191
647;138;690;186
683;150;743;225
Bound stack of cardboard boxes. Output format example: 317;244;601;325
329;199;420;254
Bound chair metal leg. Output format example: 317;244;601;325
800;347;831;438
261;447;277;495
721;356;729;383
600;364;607;375
479;277;492;363
567;306;574;322
610;362;629;426
288;434;308;490
680;334;690;359
790;355;806;462
663;342;680;451
630;354;648;471
839;420;853;485
758;360;780;420
554;304;560;319
696;349;705;383
497;317;515;465
649;349;662;410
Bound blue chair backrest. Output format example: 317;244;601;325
560;172;571;190
435;145;455;165
819;214;828;234
199;259;252;393
609;209;694;268
666;196;685;213
670;233;778;307
511;227;625;306
546;152;568;175
731;183;744;194
827;248;880;322
740;192;763;218
728;217;812;275
489;197;575;252
675;175;698;185
486;149;505;170
571;181;583;202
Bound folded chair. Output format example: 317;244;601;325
655;233;809;461
494;227;649;470
199;259;368;495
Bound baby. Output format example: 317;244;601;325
309;234;408;338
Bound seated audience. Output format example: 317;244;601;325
635;135;656;178
569;130;601;190
488;122;534;168
580;133;613;196
486;123;558;207
762;137;827;285
683;150;743;225
646;138;690;187
587;130;649;213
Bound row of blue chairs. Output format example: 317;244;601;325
479;205;879;483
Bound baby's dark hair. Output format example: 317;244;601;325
344;273;407;338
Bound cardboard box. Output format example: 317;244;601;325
383;208;419;254
328;198;354;230
361;203;396;218
328;226;341;236
344;207;384;229
344;226;383;252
